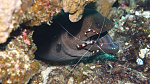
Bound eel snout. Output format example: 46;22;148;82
84;31;119;54
96;32;119;53
81;9;119;54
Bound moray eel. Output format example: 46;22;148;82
33;9;119;61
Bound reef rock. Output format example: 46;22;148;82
63;0;97;22
0;0;97;44
0;29;40;84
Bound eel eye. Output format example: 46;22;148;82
95;23;101;29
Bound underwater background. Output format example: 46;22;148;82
0;0;150;84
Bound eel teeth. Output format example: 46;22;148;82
77;41;96;49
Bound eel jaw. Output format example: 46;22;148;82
96;33;119;53
84;31;119;54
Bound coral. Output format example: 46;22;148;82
30;56;150;83
0;0;98;83
0;0;22;43
107;7;124;21
0;0;98;43
0;0;62;43
106;0;137;19
30;0;150;83
62;0;97;22
96;0;117;17
31;0;150;83
22;0;62;26
117;14;150;65
118;0;136;13
0;0;149;84
0;28;40;83
108;0;150;80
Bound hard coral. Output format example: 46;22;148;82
12;0;62;27
118;0;136;13
110;3;150;81
63;0;97;22
0;29;40;84
0;0;22;43
96;0;117;17
0;0;98;43
24;0;62;26
0;0;62;43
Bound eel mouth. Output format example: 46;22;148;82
85;31;108;41
84;31;119;53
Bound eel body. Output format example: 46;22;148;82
33;9;119;61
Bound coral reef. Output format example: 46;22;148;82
96;0;117;17
0;0;22;43
109;0;150;81
30;55;150;83
118;0;136;13
23;0;62;26
112;0;150;64
0;0;149;84
0;0;97;44
30;0;150;83
0;0;62;43
0;28;40;83
107;7;124;21
62;0;97;22
0;0;97;83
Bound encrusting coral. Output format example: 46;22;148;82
0;0;96;44
96;0;117;17
0;28;40;83
0;0;22;43
62;0;97;22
